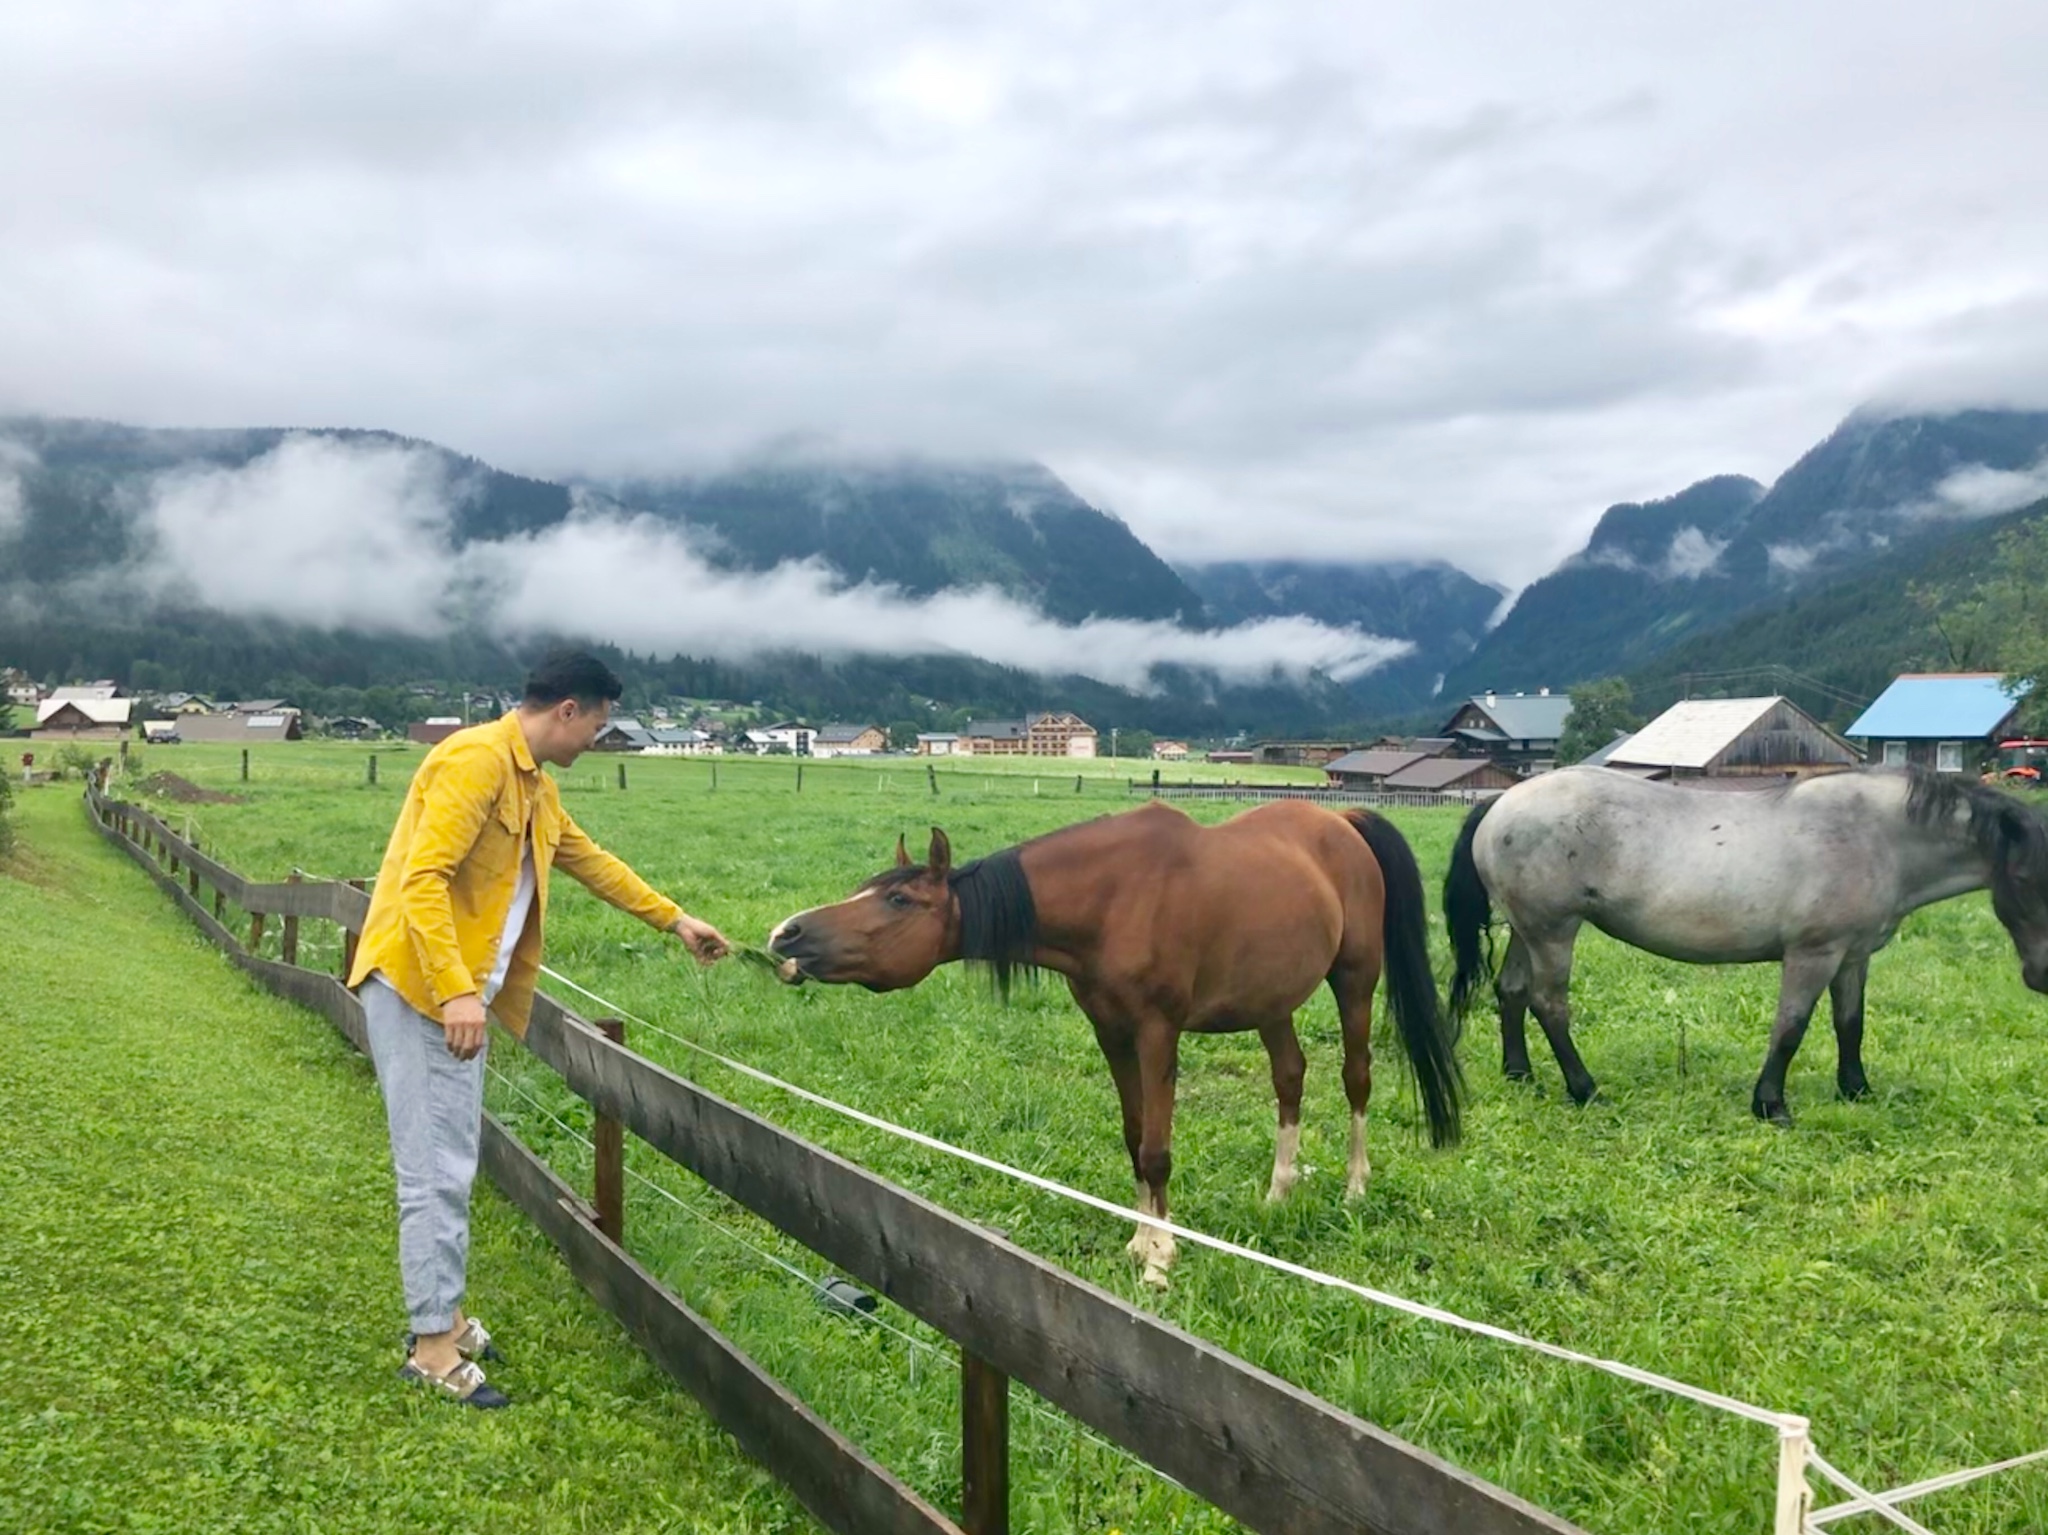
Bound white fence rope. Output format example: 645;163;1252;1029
538;963;1802;1435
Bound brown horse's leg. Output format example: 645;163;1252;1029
1329;963;1379;1199
1259;1018;1308;1203
1133;1020;1181;1287
1085;1016;1148;1235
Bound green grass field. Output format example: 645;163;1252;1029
43;741;2048;1531
0;784;816;1534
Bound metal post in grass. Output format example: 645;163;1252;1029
282;873;301;966
617;762;627;791
928;764;939;795
1074;774;1082;793
593;1017;626;1243
796;763;803;793
710;760;718;792
241;748;249;782
367;754;378;786
960;1348;1010;1535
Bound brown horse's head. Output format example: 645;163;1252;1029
767;829;961;991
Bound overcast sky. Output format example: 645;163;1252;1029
5;1;2047;586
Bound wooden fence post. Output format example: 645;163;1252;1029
248;911;266;955
594;1017;626;1243
241;748;249;782
368;754;378;786
617;762;627;791
340;878;366;980
961;1349;1010;1535
282;872;301;966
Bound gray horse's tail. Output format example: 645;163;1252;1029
1347;811;1462;1148
1444;800;1496;1027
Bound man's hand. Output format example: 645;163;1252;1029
442;993;488;1060
671;913;730;964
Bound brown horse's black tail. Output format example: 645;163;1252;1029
1444;799;1496;1029
1347;811;1463;1148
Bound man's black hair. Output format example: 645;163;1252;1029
523;650;624;709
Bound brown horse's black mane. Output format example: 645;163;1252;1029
1904;766;2048;900
865;848;1041;998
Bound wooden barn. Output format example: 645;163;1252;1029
1607;696;1859;781
1844;672;2032;774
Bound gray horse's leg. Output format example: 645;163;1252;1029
1497;931;1534;1080
1524;924;1598;1105
1751;948;1848;1126
1830;957;1872;1101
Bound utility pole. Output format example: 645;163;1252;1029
1110;726;1119;760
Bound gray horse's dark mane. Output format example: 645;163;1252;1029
1903;766;2048;898
864;848;1040;998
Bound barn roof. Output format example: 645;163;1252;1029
1844;673;2029;740
1383;756;1504;789
1608;697;1785;770
1324;749;1427;778
36;697;132;726
1454;693;1573;740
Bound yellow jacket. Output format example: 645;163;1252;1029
347;712;682;1038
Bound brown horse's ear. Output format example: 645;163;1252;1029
927;827;952;878
894;833;911;868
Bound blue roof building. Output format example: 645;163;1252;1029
1844;673;2030;773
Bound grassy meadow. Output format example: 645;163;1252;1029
76;741;2048;1531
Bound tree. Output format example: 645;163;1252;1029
1556;677;1643;765
1926;517;2048;733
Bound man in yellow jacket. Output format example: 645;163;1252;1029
349;650;727;1407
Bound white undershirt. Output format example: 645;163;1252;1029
481;834;536;1005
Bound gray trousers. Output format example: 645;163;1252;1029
361;975;487;1336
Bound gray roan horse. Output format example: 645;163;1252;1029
1444;765;2048;1124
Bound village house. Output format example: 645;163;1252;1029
1252;740;1357;768
960;712;1098;757
810;723;887;758
1606;696;1858;782
32;697;133;742
1151;740;1189;761
591;718;657;752
322;715;383;740
1381;756;1520;796
408;717;466;747
1440;690;1574;772
2;668;43;709
1844;673;2033;774
915;732;962;756
1323;748;1432;788
176;709;306;744
743;722;815;756
644;727;718;755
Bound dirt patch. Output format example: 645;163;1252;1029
135;772;244;805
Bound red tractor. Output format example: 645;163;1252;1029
1990;739;2048;785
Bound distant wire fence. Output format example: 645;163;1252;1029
84;770;2048;1534
81;777;1585;1535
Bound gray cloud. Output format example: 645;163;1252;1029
122;436;1409;690
4;2;2048;587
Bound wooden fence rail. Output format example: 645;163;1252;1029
83;781;1586;1535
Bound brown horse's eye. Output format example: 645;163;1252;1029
885;890;915;910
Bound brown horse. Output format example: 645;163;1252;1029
766;799;1462;1286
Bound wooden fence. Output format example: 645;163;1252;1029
83;782;1586;1535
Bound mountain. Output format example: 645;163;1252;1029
1175;558;1506;714
0;417;574;583
1621;496;2048;727
596;451;1206;625
1443;408;2048;697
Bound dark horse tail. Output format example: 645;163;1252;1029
1346;812;1463;1148
1443;800;1496;1030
